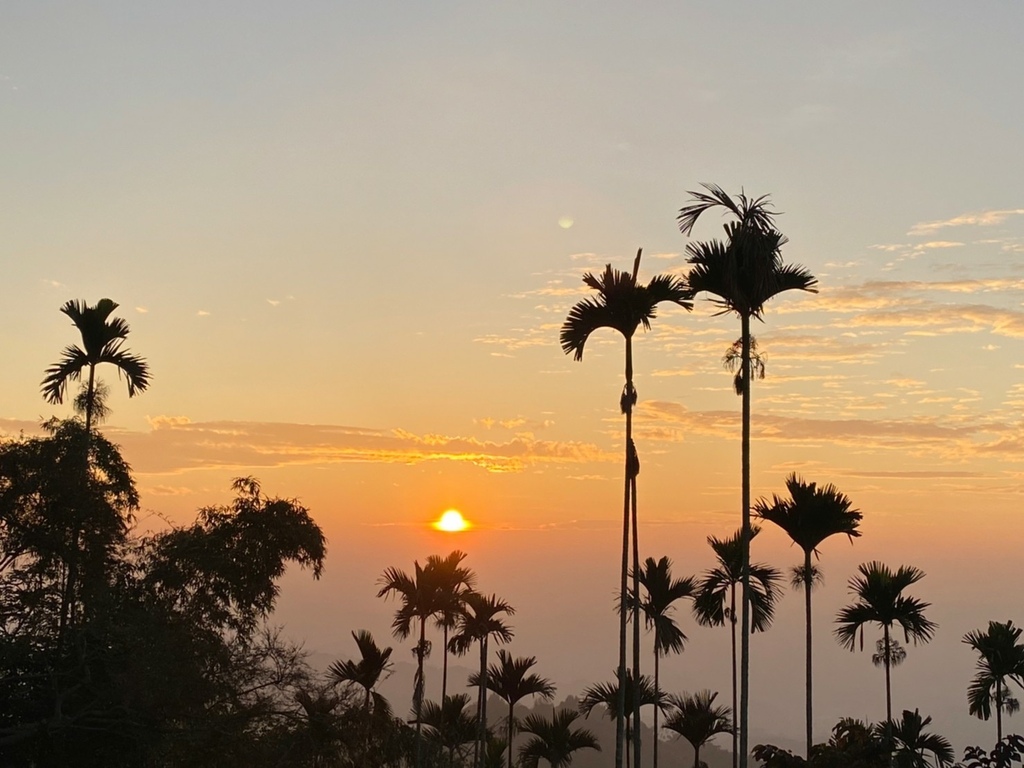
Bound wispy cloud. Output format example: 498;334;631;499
909;209;1024;236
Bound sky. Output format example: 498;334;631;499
3;0;1024;755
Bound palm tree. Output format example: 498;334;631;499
41;298;150;434
663;690;733;768
877;709;954;768
471;649;556;768
678;184;817;768
580;670;668;768
427;550;477;703
753;474;861;758
328;629;393;712
963;620;1024;743
627;556;696;768
449;592;515;768
518;709;601;768
41;298;150;643
378;560;445;768
561;249;691;768
835;562;937;745
692;527;781;768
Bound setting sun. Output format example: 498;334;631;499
432;509;470;532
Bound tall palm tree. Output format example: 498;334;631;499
518;709;601;768
449;592;515;768
692;527;781;768
877;709;954;768
41;298;150;643
835;562;937;745
963;620;1024;743
561;249;691;768
679;184;817;768
427;550;477;703
628;556;696;768
663;690;733;768
580;670;668;768
753;474;861;758
328;629;393;712
378;560;445;768
470;649;556;768
41;298;150;434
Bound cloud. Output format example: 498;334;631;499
111;418;614;476
135;306;148;314
267;299;281;307
909;209;1024;236
197;310;210;317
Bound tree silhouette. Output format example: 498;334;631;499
835;562;937;752
963;620;1024;743
470;649;556;768
329;630;393;712
561;249;691;768
580;670;668;768
627;556;696;768
417;693;478;766
427;550;477;703
519;709;601;768
754;474;861;757
663;690;733;768
877;709;954;768
449;591;515;768
679;184;817;768
692;527;781;768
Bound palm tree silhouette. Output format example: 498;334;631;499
518;709;601;768
449;591;515;768
41;298;150;434
417;693;478;766
561;249;691;768
378;560;445;768
692;527;781;768
663;690;733;768
678;184;817;768
41;298;150;643
835;561;937;751
470;649;556;768
427;550;477;703
328;629;393;712
581;670;668;768
627;556;696;768
877;709;954;768
754;473;861;757
963;620;1024;743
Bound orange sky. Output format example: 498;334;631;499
3;1;1024;755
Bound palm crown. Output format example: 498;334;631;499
328;629;393;710
41;299;150;425
559;252;691;361
518;709;600;768
963;620;1024;740
835;562;937;652
692;527;781;633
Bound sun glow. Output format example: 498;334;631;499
433;509;470;532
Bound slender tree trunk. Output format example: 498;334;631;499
615;337;635;768
479;635;490;768
739;313;752;768
996;677;1003;744
415;616;426;768
884;625;893;768
730;584;738;768
694;744;701;768
443;622;450;703
653;646;661;768
631;475;642;768
508;700;515;768
804;549;813;758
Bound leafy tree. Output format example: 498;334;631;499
627;555;696;768
663;690;733;768
754;474;861;757
417;694;478;766
835;562;937;750
959;734;1024;768
679;184;817;768
449;592;515;768
470;649;555;768
518;709;601;768
963;620;1024;743
329;630;393;713
561;249;691;768
693;526;781;768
